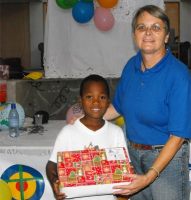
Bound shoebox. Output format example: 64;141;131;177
57;147;134;198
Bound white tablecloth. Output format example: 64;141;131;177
0;120;66;200
0;120;190;199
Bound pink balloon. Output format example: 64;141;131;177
66;103;84;124
94;7;115;31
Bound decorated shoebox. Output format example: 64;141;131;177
57;147;134;198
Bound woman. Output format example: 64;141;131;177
104;5;191;200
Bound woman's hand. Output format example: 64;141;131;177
113;173;151;196
52;180;67;200
113;136;185;196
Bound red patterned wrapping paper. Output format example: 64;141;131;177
57;147;134;198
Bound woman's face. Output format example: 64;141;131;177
133;11;169;55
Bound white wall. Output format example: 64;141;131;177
30;0;191;69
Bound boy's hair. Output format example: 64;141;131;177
80;74;110;97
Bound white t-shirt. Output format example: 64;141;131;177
49;119;128;200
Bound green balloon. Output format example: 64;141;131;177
56;0;78;9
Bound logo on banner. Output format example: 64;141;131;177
1;164;45;200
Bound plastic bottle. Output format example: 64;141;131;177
8;103;19;137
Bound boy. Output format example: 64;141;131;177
46;74;128;200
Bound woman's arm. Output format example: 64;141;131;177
104;104;120;120
113;135;185;196
146;135;184;182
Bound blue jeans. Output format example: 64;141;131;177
128;142;190;200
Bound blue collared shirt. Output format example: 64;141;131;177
113;49;191;145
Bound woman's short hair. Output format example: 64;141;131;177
132;5;170;34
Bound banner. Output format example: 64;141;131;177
0;145;190;199
44;0;164;78
0;147;54;200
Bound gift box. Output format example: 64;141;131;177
57;147;134;198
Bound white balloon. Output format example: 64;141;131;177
0;102;25;130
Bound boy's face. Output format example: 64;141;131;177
80;81;110;120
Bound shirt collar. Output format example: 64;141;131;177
135;48;171;73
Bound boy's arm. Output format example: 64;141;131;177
46;160;66;200
46;160;58;184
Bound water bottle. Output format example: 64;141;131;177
8;103;19;137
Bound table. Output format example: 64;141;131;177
0;119;190;200
0;119;65;200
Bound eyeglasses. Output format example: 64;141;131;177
135;24;165;33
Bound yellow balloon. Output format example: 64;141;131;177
0;179;12;200
23;71;43;80
115;116;125;127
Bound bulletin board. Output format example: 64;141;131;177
44;0;164;78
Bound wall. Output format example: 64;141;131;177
0;3;30;67
180;1;191;43
42;0;191;74
1;1;190;69
164;0;191;43
29;2;44;69
0;1;44;70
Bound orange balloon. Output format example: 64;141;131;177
97;0;118;8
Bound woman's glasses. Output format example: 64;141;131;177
135;23;165;33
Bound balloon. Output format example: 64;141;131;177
0;102;25;130
66;103;84;124
0;179;12;200
115;116;124;127
97;0;118;8
72;2;94;23
56;0;78;9
94;7;115;31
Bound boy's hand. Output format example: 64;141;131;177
52;180;67;200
